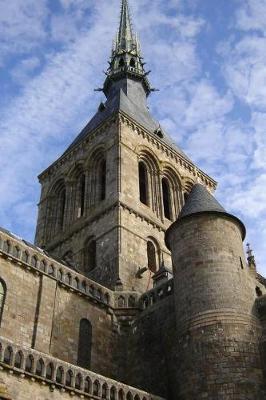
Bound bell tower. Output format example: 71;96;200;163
35;0;216;292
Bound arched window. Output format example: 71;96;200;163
99;159;106;201
147;240;159;273
118;389;125;400
78;174;86;217
58;187;66;230
0;279;6;326
77;319;92;369
84;238;97;272
130;58;136;68
162;178;172;220
119;58;125;68
139;162;149;205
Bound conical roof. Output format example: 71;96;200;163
179;184;225;218
165;184;246;250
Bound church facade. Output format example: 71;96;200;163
0;1;266;399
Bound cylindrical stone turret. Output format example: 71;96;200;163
166;184;264;400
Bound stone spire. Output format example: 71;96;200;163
103;0;152;98
117;0;134;51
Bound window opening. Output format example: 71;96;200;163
139;162;149;205
77;319;92;369
162;178;172;220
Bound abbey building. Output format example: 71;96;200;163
0;1;265;399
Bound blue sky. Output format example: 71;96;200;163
0;0;266;275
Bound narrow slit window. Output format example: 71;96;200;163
139;162;149;205
77;319;92;369
162;178;172;220
58;188;66;229
84;239;97;272
147;241;157;273
79;174;86;217
100;160;106;201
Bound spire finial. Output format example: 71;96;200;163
117;0;134;51
103;0;152;99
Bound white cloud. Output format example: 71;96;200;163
236;0;266;32
0;0;49;63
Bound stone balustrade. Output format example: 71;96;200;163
139;279;174;310
0;227;114;308
0;336;165;400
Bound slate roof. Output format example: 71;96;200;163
64;87;191;161
179;184;226;219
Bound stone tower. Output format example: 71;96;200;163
166;184;264;399
34;0;216;292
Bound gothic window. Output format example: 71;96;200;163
162;177;172;220
84;238;97;272
77;318;92;369
78;174;86;218
147;240;159;273
139;162;149;205
100;160;106;201
0;279;6;326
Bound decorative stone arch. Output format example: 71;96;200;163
25;354;34;373
14;350;24;369
3;346;13;365
161;165;183;221
138;149;160;215
46;361;55;380
75;373;83;390
56;366;64;384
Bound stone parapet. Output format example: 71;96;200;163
0;336;165;400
